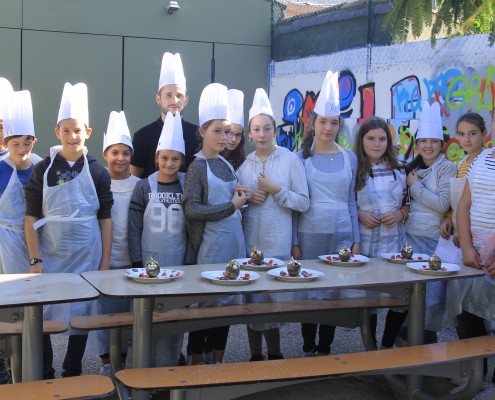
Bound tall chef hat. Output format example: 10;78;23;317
416;101;443;141
156;111;185;155
2;90;35;138
158;52;187;92
103;111;133;153
313;70;340;117
57;82;89;126
228;89;244;127
0;77;14;120
248;88;274;123
198;83;230;127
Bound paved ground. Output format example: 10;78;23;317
46;309;494;399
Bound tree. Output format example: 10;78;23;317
383;0;495;46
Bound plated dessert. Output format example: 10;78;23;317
125;268;184;283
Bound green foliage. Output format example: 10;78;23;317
383;0;495;46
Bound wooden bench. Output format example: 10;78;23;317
0;375;114;400
115;335;495;400
0;320;67;383
70;296;409;360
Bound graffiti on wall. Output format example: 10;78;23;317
276;67;495;163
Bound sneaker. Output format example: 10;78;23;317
0;359;10;385
303;346;317;358
99;363;113;378
249;354;265;362
317;352;329;356
267;354;284;361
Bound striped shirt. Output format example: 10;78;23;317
468;149;495;235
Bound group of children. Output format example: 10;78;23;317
0;51;494;395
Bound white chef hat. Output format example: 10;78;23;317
0;77;14;120
416;101;444;141
103;111;133;153
156;111;185;155
2;90;35;138
248;88;274;123
313;70;340;117
198;83;230;127
57;82;89;126
228;89;244;127
158;52;187;92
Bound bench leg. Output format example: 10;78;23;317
132;297;153;400
170;389;186;400
406;282;426;400
22;305;43;381
10;336;21;383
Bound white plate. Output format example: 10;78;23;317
381;253;430;264
125;268;184;283
237;257;285;271
267;267;323;282
201;270;260;286
406;262;460;276
318;254;369;267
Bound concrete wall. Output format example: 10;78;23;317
0;0;271;159
269;34;495;164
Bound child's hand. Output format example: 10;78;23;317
249;189;268;205
231;189;247;209
30;262;44;274
258;173;281;195
380;210;400;228
440;217;453;239
406;170;419;186
235;185;251;201
463;246;482;269
358;210;380;229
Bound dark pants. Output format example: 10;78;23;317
43;334;88;379
188;326;230;354
301;323;336;354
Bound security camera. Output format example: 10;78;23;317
167;1;180;14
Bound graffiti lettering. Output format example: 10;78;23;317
447;66;495;112
390;76;421;119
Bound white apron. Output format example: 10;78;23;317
295;147;361;301
241;152;292;259
34;146;101;332
356;167;405;257
0;157;30;274
142;171;186;267
405;158;447;331
197;152;244;306
108;175;139;268
298;146;353;256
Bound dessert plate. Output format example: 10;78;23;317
125;268;184;283
382;253;430;264
267;267;323;282
318;254;369;267
237;257;284;271
201;270;260;286
406;262;460;276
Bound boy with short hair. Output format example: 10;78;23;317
25;82;113;378
130;52;198;178
0;89;41;385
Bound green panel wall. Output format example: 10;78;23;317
0;28;21;88
22;31;123;159
0;0;22;28
123;38;212;134
22;0;271;46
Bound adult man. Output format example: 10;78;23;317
131;52;198;178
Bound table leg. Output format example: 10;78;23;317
132;297;153;400
22;305;43;381
406;281;426;399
